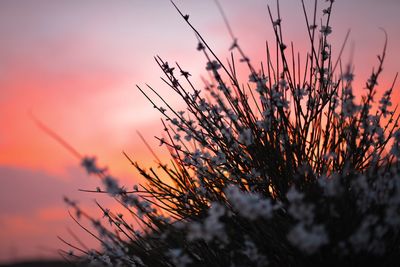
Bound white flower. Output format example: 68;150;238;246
273;18;281;26
229;38;238;50
379;89;392;117
249;73;259;83
391;130;400;157
81;156;105;174
211;151;226;165
103;176;121;196
318;174;341;197
242;239;269;266
171;118;179;125
187;222;203;241
385;205;400;227
323;7;331;15
206;60;221;71
293;87;307;100
63;196;77;207
286;186;304;202
173;133;181;141
349;215;378;252
288;202;315;224
121;194;138;207
225;185;277;220
239;128;254;146
167;249;192;267
188;202;226;242
87;250;99;264
320;25;332;35
217;83;231;94
342;87;359;118
198;98;208;111
256;119;271;132
184;133;193;142
100;254;112;266
309;24;317;30
271;87;289;108
279;78;287;89
287;223;329;254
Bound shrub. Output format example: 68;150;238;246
61;0;400;266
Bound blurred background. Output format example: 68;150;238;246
1;0;399;264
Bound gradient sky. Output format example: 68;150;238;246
1;0;399;263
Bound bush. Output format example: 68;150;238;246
62;1;400;266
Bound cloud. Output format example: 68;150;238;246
0;165;99;216
0;165;113;263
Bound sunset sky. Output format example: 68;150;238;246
1;0;399;263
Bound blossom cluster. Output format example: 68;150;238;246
60;1;400;266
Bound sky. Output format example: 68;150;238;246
1;0;400;263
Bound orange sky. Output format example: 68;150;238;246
1;0;400;263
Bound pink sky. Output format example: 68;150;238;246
1;0;399;263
